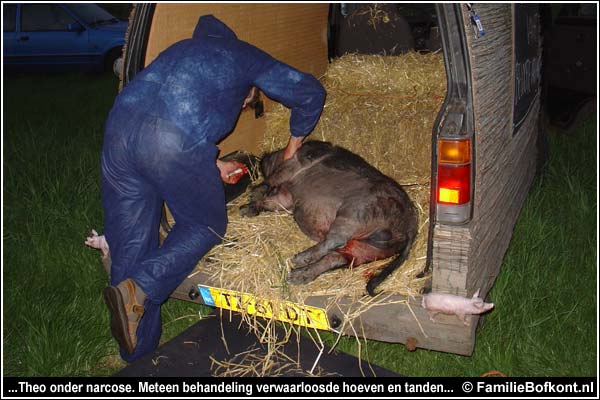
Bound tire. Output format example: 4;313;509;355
104;47;123;74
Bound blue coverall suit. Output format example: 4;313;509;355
100;15;326;361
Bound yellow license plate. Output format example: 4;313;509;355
197;285;330;331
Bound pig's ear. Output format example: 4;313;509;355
473;288;481;299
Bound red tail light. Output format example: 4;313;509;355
437;138;472;210
437;164;471;205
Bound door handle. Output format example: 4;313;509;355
19;35;29;41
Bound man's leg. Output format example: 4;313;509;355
127;121;227;305
116;119;227;360
100;115;164;360
101;114;228;360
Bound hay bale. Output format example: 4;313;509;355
198;52;445;302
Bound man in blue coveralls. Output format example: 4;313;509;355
99;15;326;361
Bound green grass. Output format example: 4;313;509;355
3;72;597;377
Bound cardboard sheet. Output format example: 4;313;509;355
146;4;329;155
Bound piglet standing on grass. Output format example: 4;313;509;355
421;289;494;325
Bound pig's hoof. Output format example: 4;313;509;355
239;204;259;217
287;268;316;285
291;252;312;268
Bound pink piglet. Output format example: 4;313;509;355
421;289;494;325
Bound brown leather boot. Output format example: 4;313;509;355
103;279;146;354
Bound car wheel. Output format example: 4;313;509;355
113;57;124;78
104;47;123;74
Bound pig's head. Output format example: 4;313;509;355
470;289;494;314
259;149;286;180
260;141;335;182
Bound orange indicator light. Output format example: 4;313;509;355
439;139;471;164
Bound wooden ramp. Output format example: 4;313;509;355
114;311;401;377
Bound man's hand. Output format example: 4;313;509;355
242;87;258;109
283;136;303;161
217;159;248;184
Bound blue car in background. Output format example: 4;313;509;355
3;3;127;72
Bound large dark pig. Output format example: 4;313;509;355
240;141;418;296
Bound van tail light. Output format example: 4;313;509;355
438;164;471;204
439;139;471;164
436;138;473;223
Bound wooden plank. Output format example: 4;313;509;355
422;5;539;356
172;271;476;355
306;295;477;355
432;224;472;296
468;108;538;296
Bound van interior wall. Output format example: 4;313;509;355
144;3;329;156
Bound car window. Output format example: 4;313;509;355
21;4;77;32
67;4;117;26
3;4;16;32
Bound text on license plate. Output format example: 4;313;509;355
197;285;330;331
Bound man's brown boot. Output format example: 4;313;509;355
103;279;147;354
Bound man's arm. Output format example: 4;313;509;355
283;136;303;161
244;44;326;151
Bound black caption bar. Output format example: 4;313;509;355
3;377;597;398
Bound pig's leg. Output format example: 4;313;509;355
288;252;348;284
291;215;356;268
248;183;269;202
85;229;110;258
261;186;294;212
240;185;293;217
426;311;440;323
457;313;469;325
85;229;112;276
239;184;268;217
